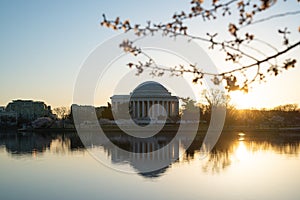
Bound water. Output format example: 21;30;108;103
1;130;300;200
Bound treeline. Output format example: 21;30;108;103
56;102;300;128
225;105;300;127
181;90;300;127
195;103;300;127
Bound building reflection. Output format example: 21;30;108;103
1;130;300;177
100;136;182;177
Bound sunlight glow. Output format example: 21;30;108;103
234;141;251;161
230;90;257;109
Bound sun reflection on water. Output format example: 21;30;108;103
233;141;251;161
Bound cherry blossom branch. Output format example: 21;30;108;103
101;0;300;92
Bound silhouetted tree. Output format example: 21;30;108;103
53;107;70;119
101;103;114;120
181;97;200;120
202;89;231;108
199;89;231;122
273;103;298;112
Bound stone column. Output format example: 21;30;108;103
132;101;135;118
162;101;165;116
152;100;155;117
147;100;149;118
156;100;159;117
139;100;142;118
159;100;162;117
169;101;172;117
129;101;132;117
175;101;179;116
136;101;139;118
152;143;155;160
141;101;144;118
144;101;146;118
165;101;168;117
168;101;171;116
157;144;160;160
171;101;174;116
166;101;169;117
135;101;137;118
147;142;150;159
170;101;173;116
137;141;140;153
140;100;142;118
142;142;146;159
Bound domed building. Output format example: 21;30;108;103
110;81;179;120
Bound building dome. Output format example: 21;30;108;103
111;81;179;120
130;81;172;98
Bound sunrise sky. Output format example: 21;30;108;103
0;0;299;109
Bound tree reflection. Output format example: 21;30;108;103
198;131;300;174
0;131;84;156
1;130;300;177
202;150;231;174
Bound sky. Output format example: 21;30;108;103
0;0;299;109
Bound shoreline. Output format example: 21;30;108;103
1;124;300;134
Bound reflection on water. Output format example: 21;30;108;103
1;130;300;200
1;130;300;177
0;131;84;156
190;131;300;174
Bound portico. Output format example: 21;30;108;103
129;99;179;118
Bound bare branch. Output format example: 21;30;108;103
242;10;300;28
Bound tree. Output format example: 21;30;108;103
181;97;201;120
273;103;298;112
53;107;70;119
200;89;232;122
101;0;300;92
101;103;114;120
202;89;231;108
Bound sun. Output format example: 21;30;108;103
229;90;256;109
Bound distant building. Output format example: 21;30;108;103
71;104;96;121
111;81;179;120
110;95;131;112
5;100;52;121
0;106;4;112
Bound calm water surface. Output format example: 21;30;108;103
0;130;300;200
